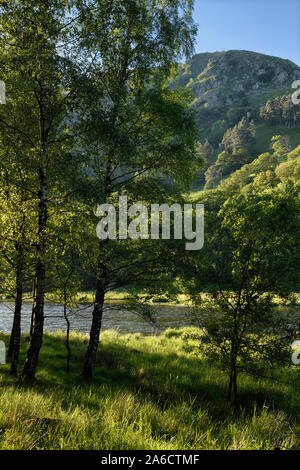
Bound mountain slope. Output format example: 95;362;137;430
175;50;300;190
177;50;300;111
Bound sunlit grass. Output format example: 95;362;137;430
0;290;189;306
35;290;300;306
0;328;299;450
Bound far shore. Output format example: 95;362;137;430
0;291;299;308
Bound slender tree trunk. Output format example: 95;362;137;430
63;288;71;374
30;280;37;338
20;80;49;382
80;296;105;379
228;314;239;408
80;244;106;379
20;266;45;381
65;317;71;374
228;337;239;407
232;366;238;410
20;165;47;382
227;365;238;407
81;161;112;379
8;208;26;375
227;369;233;402
8;266;23;376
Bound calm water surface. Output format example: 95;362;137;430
1;302;298;336
0;302;194;336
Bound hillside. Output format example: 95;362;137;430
176;49;300;135
174;50;300;188
179;51;300;99
178;50;299;106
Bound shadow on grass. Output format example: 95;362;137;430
0;331;298;424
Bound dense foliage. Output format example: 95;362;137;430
0;1;299;451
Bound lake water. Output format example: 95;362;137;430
1;302;298;337
0;301;195;336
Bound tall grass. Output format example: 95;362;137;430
0;328;299;450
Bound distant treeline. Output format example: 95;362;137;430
260;94;300;128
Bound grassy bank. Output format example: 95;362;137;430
1;289;299;307
0;328;299;450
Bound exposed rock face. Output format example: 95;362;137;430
175;50;300;110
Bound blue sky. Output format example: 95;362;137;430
193;0;300;65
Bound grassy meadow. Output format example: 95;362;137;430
0;328;299;450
